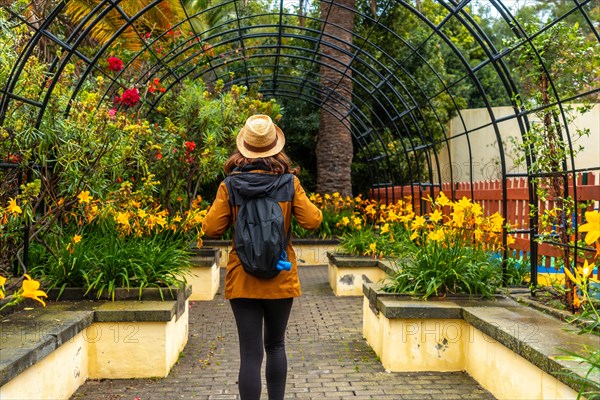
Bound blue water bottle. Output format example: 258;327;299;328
276;250;292;271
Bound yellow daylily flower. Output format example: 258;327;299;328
72;234;82;244
77;191;92;204
454;197;472;211
435;192;451;207
452;210;465;227
474;228;483;241
581;260;595;279
489;212;504;232
7;198;22;214
412;215;427;230
579;210;600;246
0;276;6;287
368;243;377;253
428;228;445;242
429;209;443;224
137;209;147;218
155;216;167;227
380;223;390;234
116;212;130;227
21;274;48;307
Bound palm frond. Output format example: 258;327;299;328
64;0;187;52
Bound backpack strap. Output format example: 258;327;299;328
281;174;294;258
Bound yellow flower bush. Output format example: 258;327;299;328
408;193;508;253
28;175;208;300
336;196;417;258
336;192;517;298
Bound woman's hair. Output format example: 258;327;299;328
224;150;300;175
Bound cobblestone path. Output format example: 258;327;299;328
71;266;495;400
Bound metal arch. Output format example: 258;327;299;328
0;4;488;200
1;0;598;192
138;26;432;187
0;3;67;123
170;16;461;197
2;0;599;286
1;0;474;196
139;33;428;193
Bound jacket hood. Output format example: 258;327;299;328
225;172;294;206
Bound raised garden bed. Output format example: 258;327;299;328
362;281;599;400
0;286;191;400
327;252;393;296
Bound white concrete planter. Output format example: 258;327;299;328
188;248;221;301
0;287;191;400
362;282;599;400
327;253;391;296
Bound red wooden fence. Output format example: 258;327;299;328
370;172;600;277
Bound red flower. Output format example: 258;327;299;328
184;141;196;164
184;141;196;152
115;87;140;107
107;56;124;72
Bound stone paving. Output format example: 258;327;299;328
71;266;495;400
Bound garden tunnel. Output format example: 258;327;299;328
0;0;599;286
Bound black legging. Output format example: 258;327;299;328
229;297;293;400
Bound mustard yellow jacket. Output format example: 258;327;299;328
202;173;322;299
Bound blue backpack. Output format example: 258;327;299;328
225;172;294;279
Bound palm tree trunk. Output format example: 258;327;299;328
317;0;355;196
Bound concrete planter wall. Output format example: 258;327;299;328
203;238;340;268
327;253;392;296
362;282;599;400
0;287;191;400
188;247;220;300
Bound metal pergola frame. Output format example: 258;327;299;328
1;0;599;285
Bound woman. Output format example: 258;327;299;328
202;114;322;400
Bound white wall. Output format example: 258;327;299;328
433;104;600;182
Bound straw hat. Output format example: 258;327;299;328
236;115;285;158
